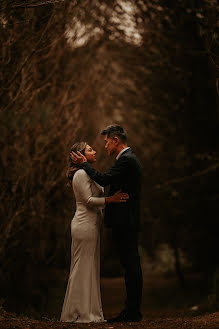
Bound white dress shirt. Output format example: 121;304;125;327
116;147;130;160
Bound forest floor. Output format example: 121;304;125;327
0;310;219;329
0;274;218;329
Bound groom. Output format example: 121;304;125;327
70;124;143;322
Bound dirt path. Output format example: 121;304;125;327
0;275;218;328
0;311;219;329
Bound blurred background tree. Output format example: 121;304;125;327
0;0;218;317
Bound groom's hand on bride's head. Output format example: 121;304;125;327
70;151;87;164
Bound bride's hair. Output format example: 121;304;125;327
67;141;87;186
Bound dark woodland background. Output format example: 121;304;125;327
0;0;219;319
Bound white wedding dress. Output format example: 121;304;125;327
60;169;106;323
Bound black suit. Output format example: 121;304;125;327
81;148;142;313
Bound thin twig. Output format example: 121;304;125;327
12;0;64;9
0;12;53;96
155;162;219;189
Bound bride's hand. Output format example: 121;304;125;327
105;190;129;204
70;151;87;164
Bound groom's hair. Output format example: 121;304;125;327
101;124;127;143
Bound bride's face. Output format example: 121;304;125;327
84;144;97;163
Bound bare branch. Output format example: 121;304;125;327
12;0;64;8
156;162;219;189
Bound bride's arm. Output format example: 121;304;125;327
73;170;129;207
73;170;105;208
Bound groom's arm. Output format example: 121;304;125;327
81;156;129;187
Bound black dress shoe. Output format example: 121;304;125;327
107;310;142;323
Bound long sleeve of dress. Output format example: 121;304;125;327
73;169;105;208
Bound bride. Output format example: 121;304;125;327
60;142;129;323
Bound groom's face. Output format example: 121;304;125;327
104;135;117;156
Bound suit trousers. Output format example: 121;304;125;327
112;227;143;313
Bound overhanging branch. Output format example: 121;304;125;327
156;162;219;189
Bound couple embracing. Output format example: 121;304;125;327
60;124;143;323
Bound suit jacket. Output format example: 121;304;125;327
81;148;142;231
